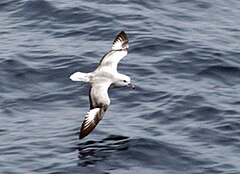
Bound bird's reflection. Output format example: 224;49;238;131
77;135;129;167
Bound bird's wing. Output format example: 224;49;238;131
97;31;129;71
79;78;111;139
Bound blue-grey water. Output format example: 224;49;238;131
1;0;240;173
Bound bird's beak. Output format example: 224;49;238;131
128;83;135;89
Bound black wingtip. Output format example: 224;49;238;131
112;31;129;50
79;128;91;139
79;132;85;139
116;31;128;42
79;124;94;139
119;31;126;36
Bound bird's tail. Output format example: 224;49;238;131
70;72;92;82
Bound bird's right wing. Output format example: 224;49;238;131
79;107;103;139
79;79;111;139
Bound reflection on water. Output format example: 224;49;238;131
78;135;129;167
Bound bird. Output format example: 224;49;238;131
70;31;135;139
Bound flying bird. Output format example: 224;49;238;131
70;31;135;139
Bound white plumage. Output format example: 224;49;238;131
70;31;135;139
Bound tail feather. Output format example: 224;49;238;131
70;72;91;82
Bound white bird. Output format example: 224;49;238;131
70;31;135;139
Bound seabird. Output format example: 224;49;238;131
70;31;135;139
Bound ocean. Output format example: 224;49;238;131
0;0;240;173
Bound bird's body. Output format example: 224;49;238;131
70;31;134;139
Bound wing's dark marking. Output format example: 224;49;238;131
80;109;100;139
98;50;123;66
98;31;128;66
79;105;108;139
89;85;94;109
112;31;129;50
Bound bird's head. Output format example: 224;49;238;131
112;74;135;89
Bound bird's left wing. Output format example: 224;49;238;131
97;31;129;71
